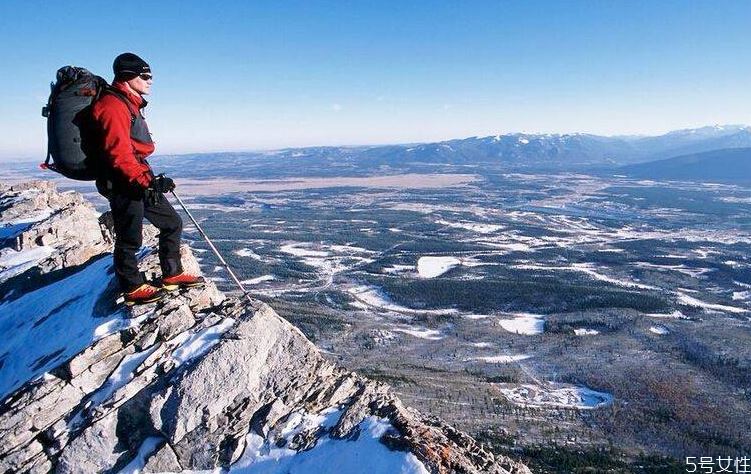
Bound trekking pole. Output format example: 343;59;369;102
170;190;257;306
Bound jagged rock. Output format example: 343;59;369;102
143;441;182;472
0;182;531;474
66;332;125;380
56;410;124;474
0;181;111;271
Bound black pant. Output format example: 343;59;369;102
109;190;183;291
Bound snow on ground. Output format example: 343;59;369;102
0;210;53;240
347;285;459;316
328;244;374;255
0;255;128;399
417;256;461;278
280;243;329;258
649;325;669;335
0;245;55;282
118;437;163;474
498;313;545;335
368;329;397;345
645;310;688;319
693;247;722;259
633;261;715;279
348;300;369;310
391;326;444;341
733;291;751;301
235;248;263;260
184;203;244;212
474;241;534;252
279;242;375;276
597;247;624;253
496;383;613;410
171;318;236;366
570;263;658;290
466;354;531;363
121;412;429;474
241;275;276;285
86;345;159;409
513;262;659;290
462;313;492;320
381;264;415;275
468;342;494;348
574;328;599;336
677;292;747;313
435;219;504;234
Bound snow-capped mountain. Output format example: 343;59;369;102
152;125;751;181
0;182;530;473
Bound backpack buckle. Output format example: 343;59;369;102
42;105;49;117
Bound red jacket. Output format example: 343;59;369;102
91;82;155;189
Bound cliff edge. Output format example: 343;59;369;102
0;181;530;474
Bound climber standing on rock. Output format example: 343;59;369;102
91;52;203;305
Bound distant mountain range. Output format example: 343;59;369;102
620;147;751;183
265;124;751;167
158;125;751;180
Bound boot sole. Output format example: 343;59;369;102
162;282;204;292
124;294;166;306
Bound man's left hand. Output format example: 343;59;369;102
152;174;176;193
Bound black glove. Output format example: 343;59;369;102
151;174;175;193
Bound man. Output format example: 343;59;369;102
92;52;203;305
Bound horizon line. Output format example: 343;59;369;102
2;123;749;162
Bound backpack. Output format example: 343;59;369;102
41;66;136;181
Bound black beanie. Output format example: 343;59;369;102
113;52;151;80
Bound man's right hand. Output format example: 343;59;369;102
151;174;176;193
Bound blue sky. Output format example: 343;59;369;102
2;0;750;160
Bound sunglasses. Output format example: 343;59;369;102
139;73;153;81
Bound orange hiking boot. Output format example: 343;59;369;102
123;284;166;306
161;273;205;291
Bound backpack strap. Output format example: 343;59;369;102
40;83;58;172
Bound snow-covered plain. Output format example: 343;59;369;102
677;292;747;313
241;275;276;285
649;325;669;335
498;313;545;335
391;326;444;341
574;328;600;336
496;383;613;410
645;310;688;319
436;219;504;234
347;285;458;316
235;248;263;260
466;354;531;363
416;256;461;278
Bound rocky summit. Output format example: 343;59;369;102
0;181;530;474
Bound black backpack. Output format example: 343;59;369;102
41;66;109;180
